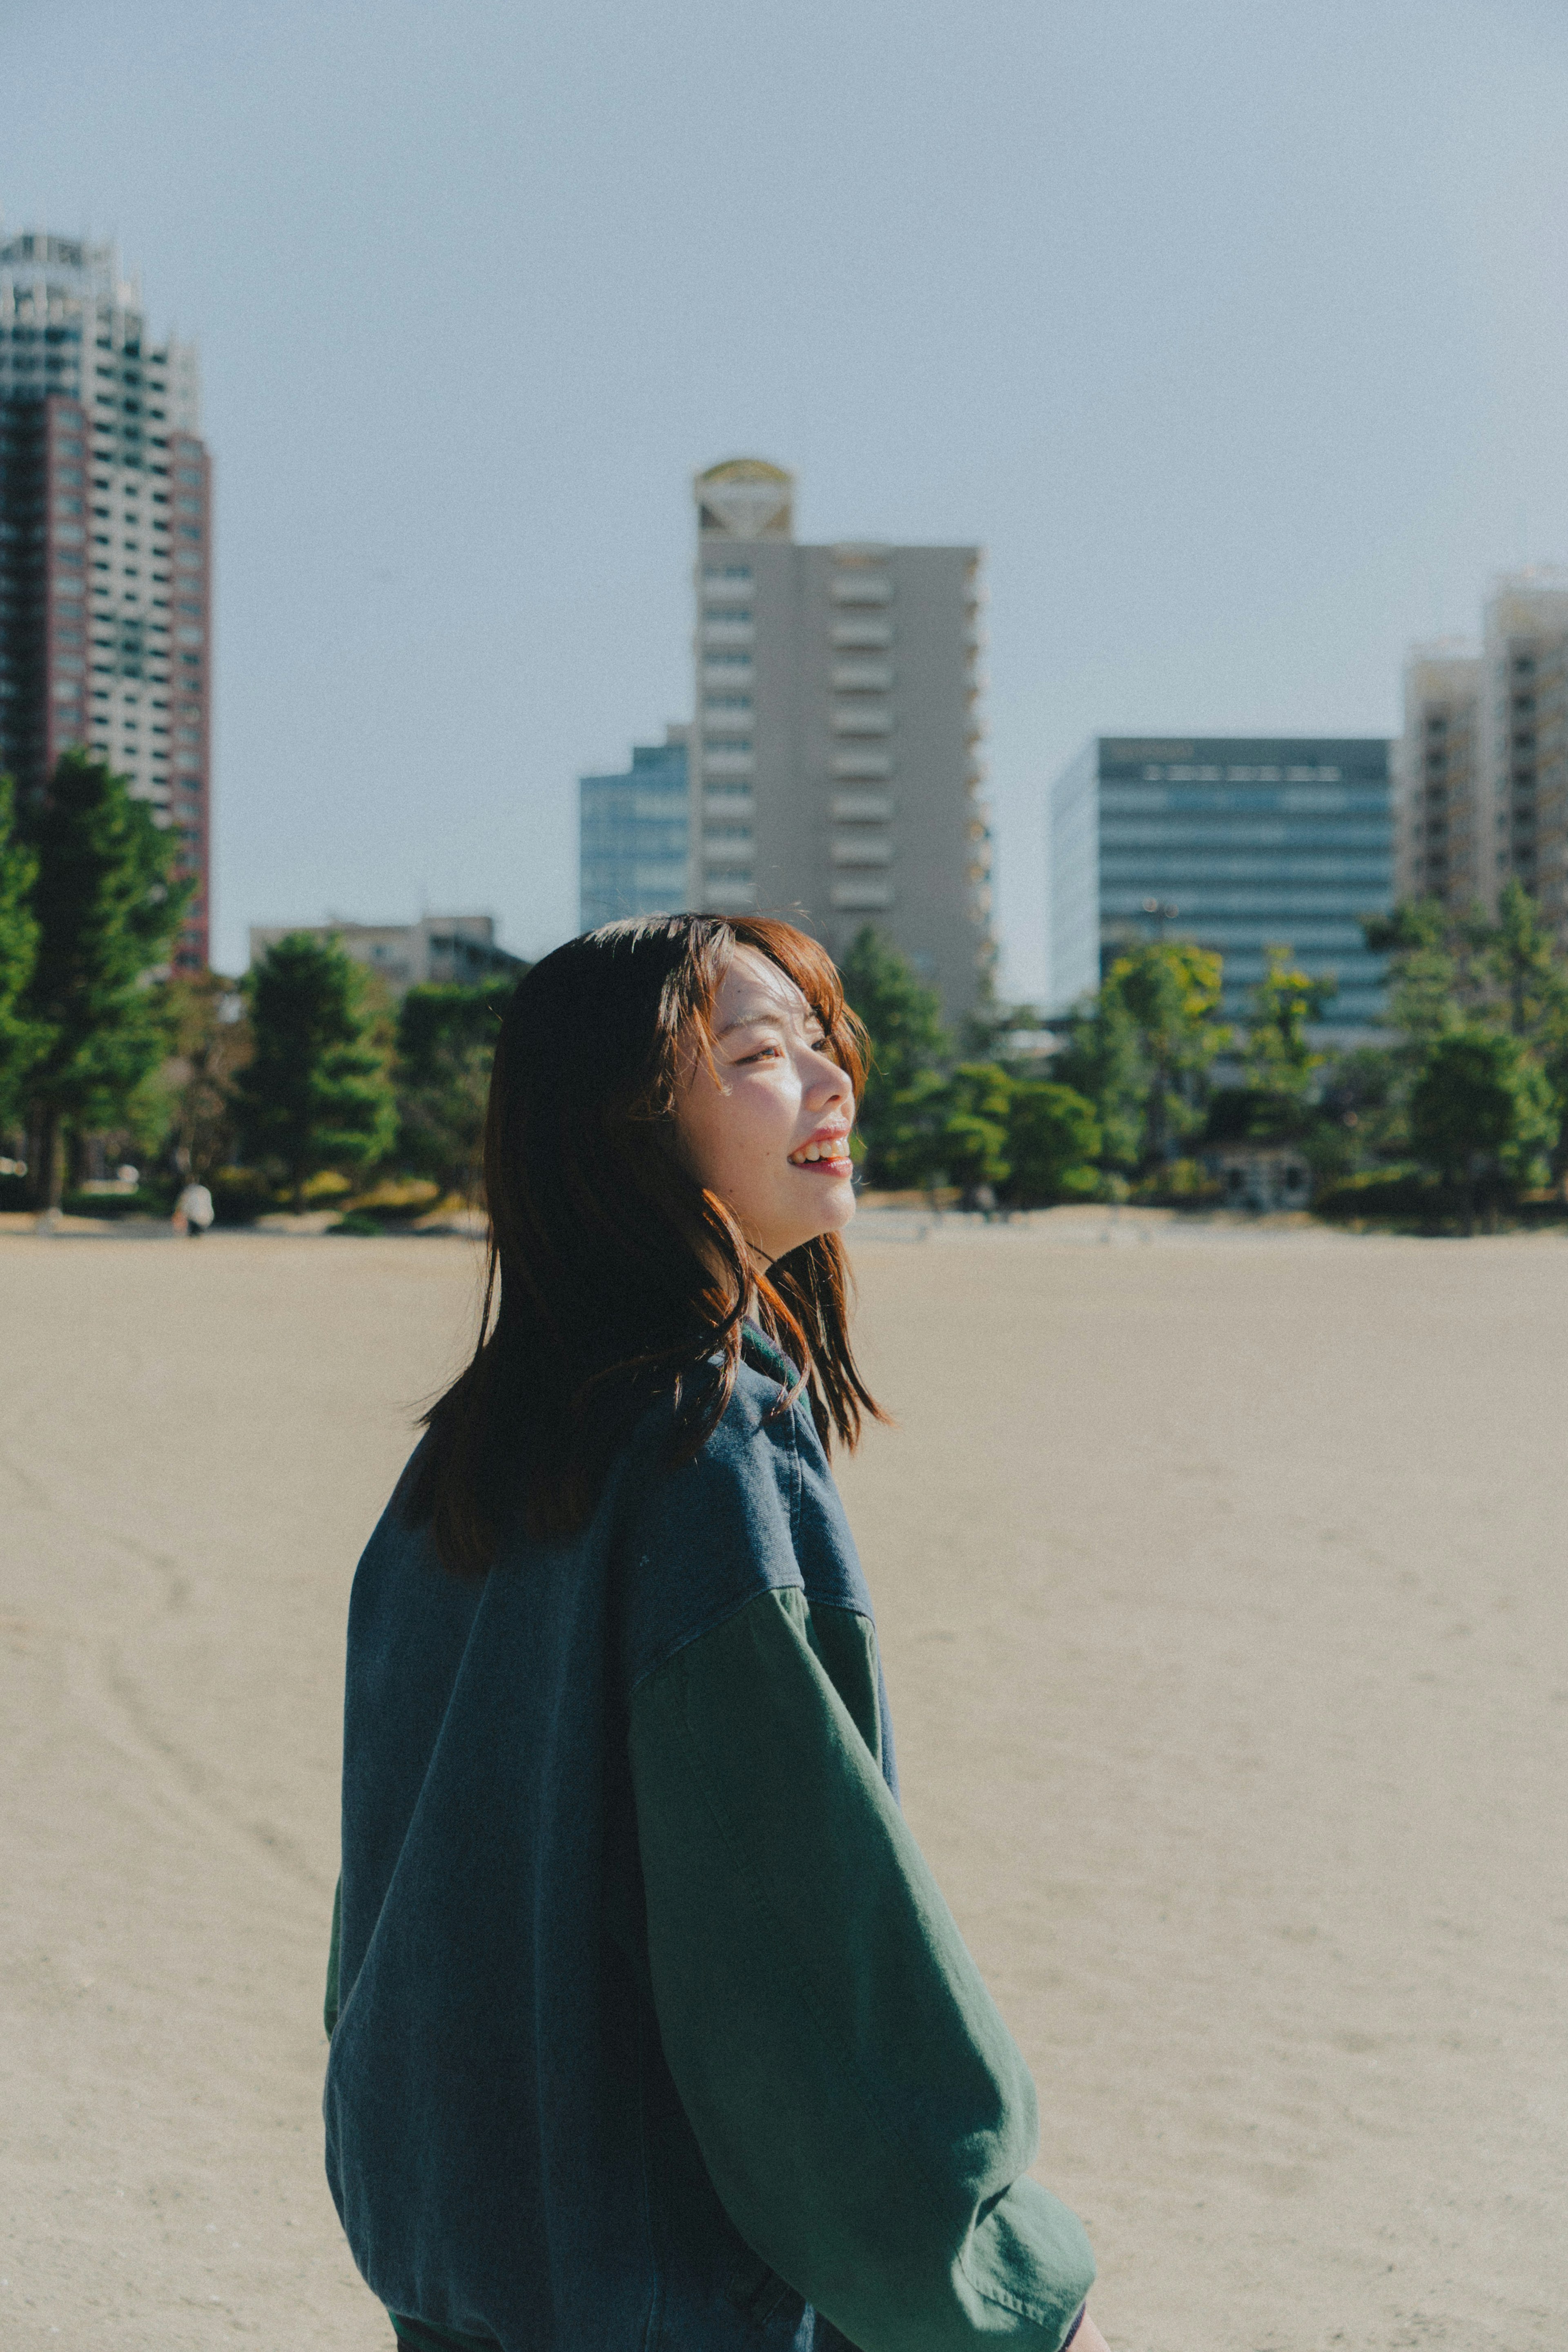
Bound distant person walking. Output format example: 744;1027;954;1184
175;1180;214;1236
323;915;1105;2352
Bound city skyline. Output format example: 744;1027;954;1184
6;6;1568;992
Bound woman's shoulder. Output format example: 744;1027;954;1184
614;1339;809;1695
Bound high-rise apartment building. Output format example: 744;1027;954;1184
1048;736;1393;1030
687;459;991;1024
0;230;212;968
1394;572;1568;929
579;728;689;930
1394;645;1482;907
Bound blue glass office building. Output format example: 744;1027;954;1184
579;731;690;931
1048;736;1393;1030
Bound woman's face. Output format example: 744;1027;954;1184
675;945;856;1266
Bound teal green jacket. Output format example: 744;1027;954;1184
325;1329;1094;2352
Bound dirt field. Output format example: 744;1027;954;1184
2;1216;1565;2350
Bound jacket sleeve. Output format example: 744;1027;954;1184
627;1584;1095;2352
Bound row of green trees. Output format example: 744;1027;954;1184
8;745;1566;1227
842;885;1568;1222
0;751;506;1215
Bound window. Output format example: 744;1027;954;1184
703;693;751;712
702;564;751;582
704;736;751;754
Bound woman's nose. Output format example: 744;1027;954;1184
807;1047;851;1104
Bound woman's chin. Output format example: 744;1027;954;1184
801;1174;858;1244
768;1175;857;1261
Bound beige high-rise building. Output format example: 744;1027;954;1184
1395;644;1481;907
1395;569;1568;928
687;457;992;1025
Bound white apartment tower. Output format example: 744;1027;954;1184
688;458;992;1024
1396;570;1568;931
0;230;212;967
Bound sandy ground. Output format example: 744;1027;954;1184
2;1214;1565;2351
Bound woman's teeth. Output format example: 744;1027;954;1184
790;1139;848;1165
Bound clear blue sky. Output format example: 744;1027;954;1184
7;0;1568;992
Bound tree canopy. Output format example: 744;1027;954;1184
394;981;507;1198
0;772;43;1128
17;750;192;1204
837;925;951;1185
233;932;396;1209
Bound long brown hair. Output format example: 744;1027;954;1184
405;913;884;1574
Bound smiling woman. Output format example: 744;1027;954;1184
322;914;1103;2352
675;941;858;1266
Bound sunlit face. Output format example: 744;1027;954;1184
675;945;856;1266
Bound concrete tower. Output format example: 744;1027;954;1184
687;457;991;1026
0;229;212;969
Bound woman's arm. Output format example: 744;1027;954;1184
628;1582;1096;2352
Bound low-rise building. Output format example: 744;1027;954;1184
246;915;525;996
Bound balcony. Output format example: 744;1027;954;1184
702;747;754;779
831;574;891;607
832;703;892;736
831;878;894;910
832;748;892;778
832;790;892;820
833;834;892;867
832;617;892;650
702;618;754;648
832;659;893;691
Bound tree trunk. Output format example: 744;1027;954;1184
34;1105;65;1211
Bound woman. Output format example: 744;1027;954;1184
324;914;1105;2352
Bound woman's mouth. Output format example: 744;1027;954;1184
788;1134;853;1173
